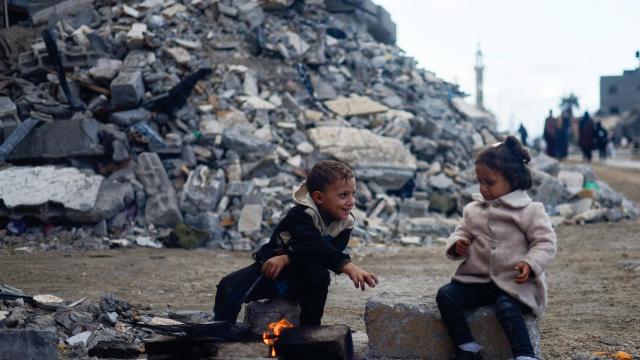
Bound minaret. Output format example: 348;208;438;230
475;44;484;110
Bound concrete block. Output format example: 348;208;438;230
365;295;540;360
0;329;58;360
109;108;151;127
134;152;173;197
89;58;123;84
238;204;263;233
7;118;104;160
180;166;226;216
110;70;144;109
0;166;103;213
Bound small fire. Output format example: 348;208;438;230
262;318;294;358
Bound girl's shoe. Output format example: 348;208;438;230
452;349;482;360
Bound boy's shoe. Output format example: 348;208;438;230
451;349;482;360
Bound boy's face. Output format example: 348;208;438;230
312;177;356;221
475;164;512;201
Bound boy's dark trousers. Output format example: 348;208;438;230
213;261;330;326
436;281;536;358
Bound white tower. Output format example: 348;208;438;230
475;44;485;110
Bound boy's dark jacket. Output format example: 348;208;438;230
253;182;354;273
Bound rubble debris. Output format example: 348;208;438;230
42;28;85;111
0;166;102;213
0;0;634;252
324;95;389;116
0;117;40;162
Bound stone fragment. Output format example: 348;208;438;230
162;3;186;17
180;166;226;216
109;108;151;127
558;170;584;196
365;295;540;359
88;58;123;84
126;23;147;48
397;215;458;238
429;173;453;190
164;47;191;65
238;204;263;233
238;96;276;110
0;330;58;360
7;117;104;160
66;331;92;346
110;70;144;109
308;126;416;190
134;152;183;227
324;95;388;116
0;166;102;212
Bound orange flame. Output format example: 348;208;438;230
262;318;294;358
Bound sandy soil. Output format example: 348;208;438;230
1;162;639;359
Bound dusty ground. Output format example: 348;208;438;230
1;162;639;359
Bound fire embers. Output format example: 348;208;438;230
262;318;294;358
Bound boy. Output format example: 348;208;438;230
213;160;378;326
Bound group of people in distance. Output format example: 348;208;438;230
544;110;609;162
212;136;557;360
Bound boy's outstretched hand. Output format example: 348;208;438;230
341;262;378;291
262;255;290;280
514;261;531;283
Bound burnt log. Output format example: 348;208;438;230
87;339;143;358
275;324;353;360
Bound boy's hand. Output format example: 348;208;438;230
341;262;379;291
455;239;471;257
514;262;531;283
262;255;290;280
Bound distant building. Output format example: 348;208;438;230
600;68;640;115
474;45;485;110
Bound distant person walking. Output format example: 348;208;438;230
578;112;594;162
543;110;556;157
594;122;609;160
518;123;528;147
555;112;571;160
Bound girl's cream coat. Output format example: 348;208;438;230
445;190;557;316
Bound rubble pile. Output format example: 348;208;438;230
0;0;637;251
0;282;247;359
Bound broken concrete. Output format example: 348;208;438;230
365;294;540;359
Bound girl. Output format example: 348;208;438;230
436;136;557;360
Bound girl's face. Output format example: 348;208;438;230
475;164;512;201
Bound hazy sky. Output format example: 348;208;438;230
376;0;639;137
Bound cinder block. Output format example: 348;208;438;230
110;70;144;109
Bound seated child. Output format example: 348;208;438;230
436;136;557;360
213;160;378;326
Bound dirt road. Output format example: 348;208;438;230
1;162;639;359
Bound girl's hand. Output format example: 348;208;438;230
455;239;471;257
514;262;531;283
261;255;290;280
